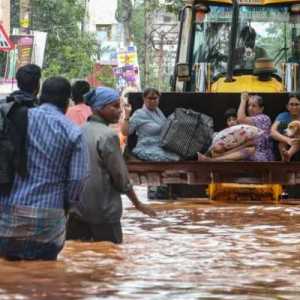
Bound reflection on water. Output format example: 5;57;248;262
1;187;300;299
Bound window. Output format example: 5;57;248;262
96;24;112;42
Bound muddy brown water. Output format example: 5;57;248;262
1;187;300;300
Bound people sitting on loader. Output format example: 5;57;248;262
198;93;274;161
271;93;300;161
121;88;180;161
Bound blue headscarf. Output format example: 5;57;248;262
84;87;119;110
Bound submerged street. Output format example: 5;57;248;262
1;187;300;300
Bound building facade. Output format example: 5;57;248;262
0;0;10;33
87;0;121;64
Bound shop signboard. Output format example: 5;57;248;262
0;24;14;51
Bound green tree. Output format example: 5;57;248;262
130;0;183;90
259;23;291;64
164;0;184;14
131;1;145;85
32;0;97;79
97;65;116;88
11;0;98;79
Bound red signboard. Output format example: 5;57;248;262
0;24;14;51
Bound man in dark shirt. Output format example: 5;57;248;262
1;64;41;194
234;26;267;70
288;36;300;63
67;87;156;243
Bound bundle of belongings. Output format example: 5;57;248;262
160;108;214;159
211;124;263;152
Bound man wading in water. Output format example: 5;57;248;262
67;87;156;243
0;77;89;260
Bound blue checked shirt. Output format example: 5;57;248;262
0;103;89;209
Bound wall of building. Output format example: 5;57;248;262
87;0;122;64
87;0;118;31
0;0;10;33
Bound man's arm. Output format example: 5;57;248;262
102;133;156;217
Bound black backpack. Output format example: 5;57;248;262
0;101;16;195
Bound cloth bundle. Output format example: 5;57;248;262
211;124;264;151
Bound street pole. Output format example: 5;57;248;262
144;0;150;86
20;0;31;34
115;0;132;47
82;0;89;34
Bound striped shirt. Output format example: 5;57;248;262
0;103;89;209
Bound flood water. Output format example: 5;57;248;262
1;187;300;299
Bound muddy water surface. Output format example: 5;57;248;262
1;187;300;299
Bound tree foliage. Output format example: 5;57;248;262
164;0;184;14
130;1;146;85
11;0;98;79
259;23;291;63
97;65;116;88
130;0;183;90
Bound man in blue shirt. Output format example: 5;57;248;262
1;64;41;195
0;77;88;260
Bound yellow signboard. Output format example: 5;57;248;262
117;50;138;66
20;18;29;28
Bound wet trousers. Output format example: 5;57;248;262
0;238;63;261
66;214;123;244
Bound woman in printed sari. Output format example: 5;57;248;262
121;88;180;161
198;93;274;161
237;93;274;161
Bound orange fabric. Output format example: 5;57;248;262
119;132;127;148
66;103;92;126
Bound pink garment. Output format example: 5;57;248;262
66;103;92;126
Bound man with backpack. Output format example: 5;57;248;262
0;76;88;260
0;64;41;195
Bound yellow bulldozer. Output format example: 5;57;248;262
127;0;300;202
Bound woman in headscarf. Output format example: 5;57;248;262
66;87;156;243
121;88;180;161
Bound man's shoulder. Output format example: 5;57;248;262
30;105;82;136
84;120;116;135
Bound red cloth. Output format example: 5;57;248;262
66;103;92;126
